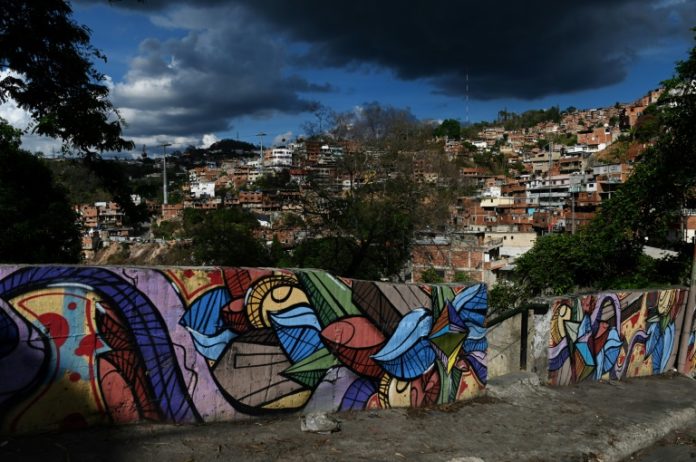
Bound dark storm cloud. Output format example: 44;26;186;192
101;3;331;138
90;0;696;101
230;0;696;100
78;0;695;141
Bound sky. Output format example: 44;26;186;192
4;0;696;154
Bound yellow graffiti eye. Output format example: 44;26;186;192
245;274;310;328
657;290;674;315
559;305;569;318
551;302;572;344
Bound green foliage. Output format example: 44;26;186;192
0;119;81;263
514;233;602;296
433;119;461;140
296;189;415;279
268;236;289;266
453;271;472;283
151;220;182;240
289;176;419;280
549;132;578;146
252;170;294;191
86;159;149;227
0;1;132;154
207;138;257;155
473;151;506;175
599;140;630;163
288;236;358;274
0;2;150;227
607;254;691;289
47;159;110;203
500;106;561;131
182;208;269;266
488;281;521;316
420;268;444;283
508;161;527;174
460;122;492;140
632;110;662;142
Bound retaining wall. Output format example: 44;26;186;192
0;265;488;434
483;288;696;384
547;288;695;385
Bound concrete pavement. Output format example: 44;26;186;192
3;373;696;462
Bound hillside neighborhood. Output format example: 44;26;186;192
70;87;679;287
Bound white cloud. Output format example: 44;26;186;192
110;4;325;139
200;133;219;148
127;134;202;154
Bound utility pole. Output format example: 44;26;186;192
571;190;576;235
159;143;172;205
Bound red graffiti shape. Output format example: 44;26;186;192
208;271;223;285
74;334;104;357
321;317;386;378
37;313;69;348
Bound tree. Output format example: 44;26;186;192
331;102;430;151
433;119;461;140
296;101;462;280
302;104;336;138
500;106;562;131
0;1;144;229
0;1;132;154
182;208;270;267
0;119;80;263
292;178;417;280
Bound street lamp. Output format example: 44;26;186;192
256;132;267;165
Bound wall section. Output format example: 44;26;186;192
548;289;689;386
0;266;488;433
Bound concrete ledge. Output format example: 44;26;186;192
486;371;542;402
3;375;696;461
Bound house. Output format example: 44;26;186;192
410;231;504;284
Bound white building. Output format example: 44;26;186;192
267;147;293;168
481;186;502;198
191;181;216;198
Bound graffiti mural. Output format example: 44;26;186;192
548;289;688;386
682;301;696;375
0;266;488;433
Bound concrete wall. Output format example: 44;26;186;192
479;287;696;384
546;289;691;386
486;311;534;379
0;266;488;434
